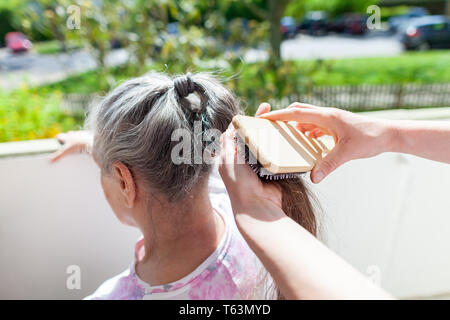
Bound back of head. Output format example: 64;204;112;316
87;72;240;202
88;71;319;300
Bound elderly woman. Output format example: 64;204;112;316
53;73;266;299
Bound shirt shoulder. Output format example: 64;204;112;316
84;267;144;300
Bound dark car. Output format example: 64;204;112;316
344;13;368;35
400;15;450;50
281;16;297;39
327;15;346;33
299;11;329;36
388;7;428;33
327;13;367;35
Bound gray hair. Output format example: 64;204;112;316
86;72;241;202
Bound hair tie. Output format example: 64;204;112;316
174;73;195;99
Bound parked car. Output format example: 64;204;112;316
299;11;329;36
327;15;346;33
5;32;32;53
281;16;297;39
400;15;450;50
388;7;428;33
327;13;367;35
344;13;368;35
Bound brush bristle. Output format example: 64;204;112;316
236;135;304;181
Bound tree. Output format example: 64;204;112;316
16;0;70;51
225;0;379;62
68;0;121;73
236;0;291;63
268;0;291;63
123;0;177;69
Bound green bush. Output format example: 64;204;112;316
0;87;84;142
225;59;330;114
0;2;52;47
0;9;14;47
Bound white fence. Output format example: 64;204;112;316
62;83;450;113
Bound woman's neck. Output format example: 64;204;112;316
134;189;225;286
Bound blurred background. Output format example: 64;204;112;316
0;0;450;299
0;0;449;141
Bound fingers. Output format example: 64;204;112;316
49;145;72;163
219;123;258;181
259;107;333;129
49;130;94;163
295;123;330;140
50;133;69;163
261;103;338;139
220;124;238;169
311;144;348;183
307;128;327;139
255;102;271;117
55;133;67;144
296;123;318;132
257;102;347;183
219;126;242;188
49;143;81;163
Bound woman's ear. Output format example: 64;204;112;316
112;162;136;208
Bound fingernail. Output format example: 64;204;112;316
314;171;324;183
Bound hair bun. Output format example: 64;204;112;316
174;73;195;99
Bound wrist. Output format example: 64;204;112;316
382;119;405;153
233;199;286;235
376;119;401;154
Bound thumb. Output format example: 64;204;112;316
311;144;348;183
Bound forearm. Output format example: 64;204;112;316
233;201;392;300
386;119;450;163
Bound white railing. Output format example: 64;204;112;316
1;108;450;299
0;151;140;299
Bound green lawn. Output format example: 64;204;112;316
39;65;144;94
38;50;450;95
308;51;450;86
33;40;82;55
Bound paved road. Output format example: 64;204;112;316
245;32;404;62
0;48;129;91
0;32;403;90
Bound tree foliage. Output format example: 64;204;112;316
13;1;331;102
286;0;379;18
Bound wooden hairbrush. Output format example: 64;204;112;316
232;115;335;180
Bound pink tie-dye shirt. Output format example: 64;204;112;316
85;168;266;300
